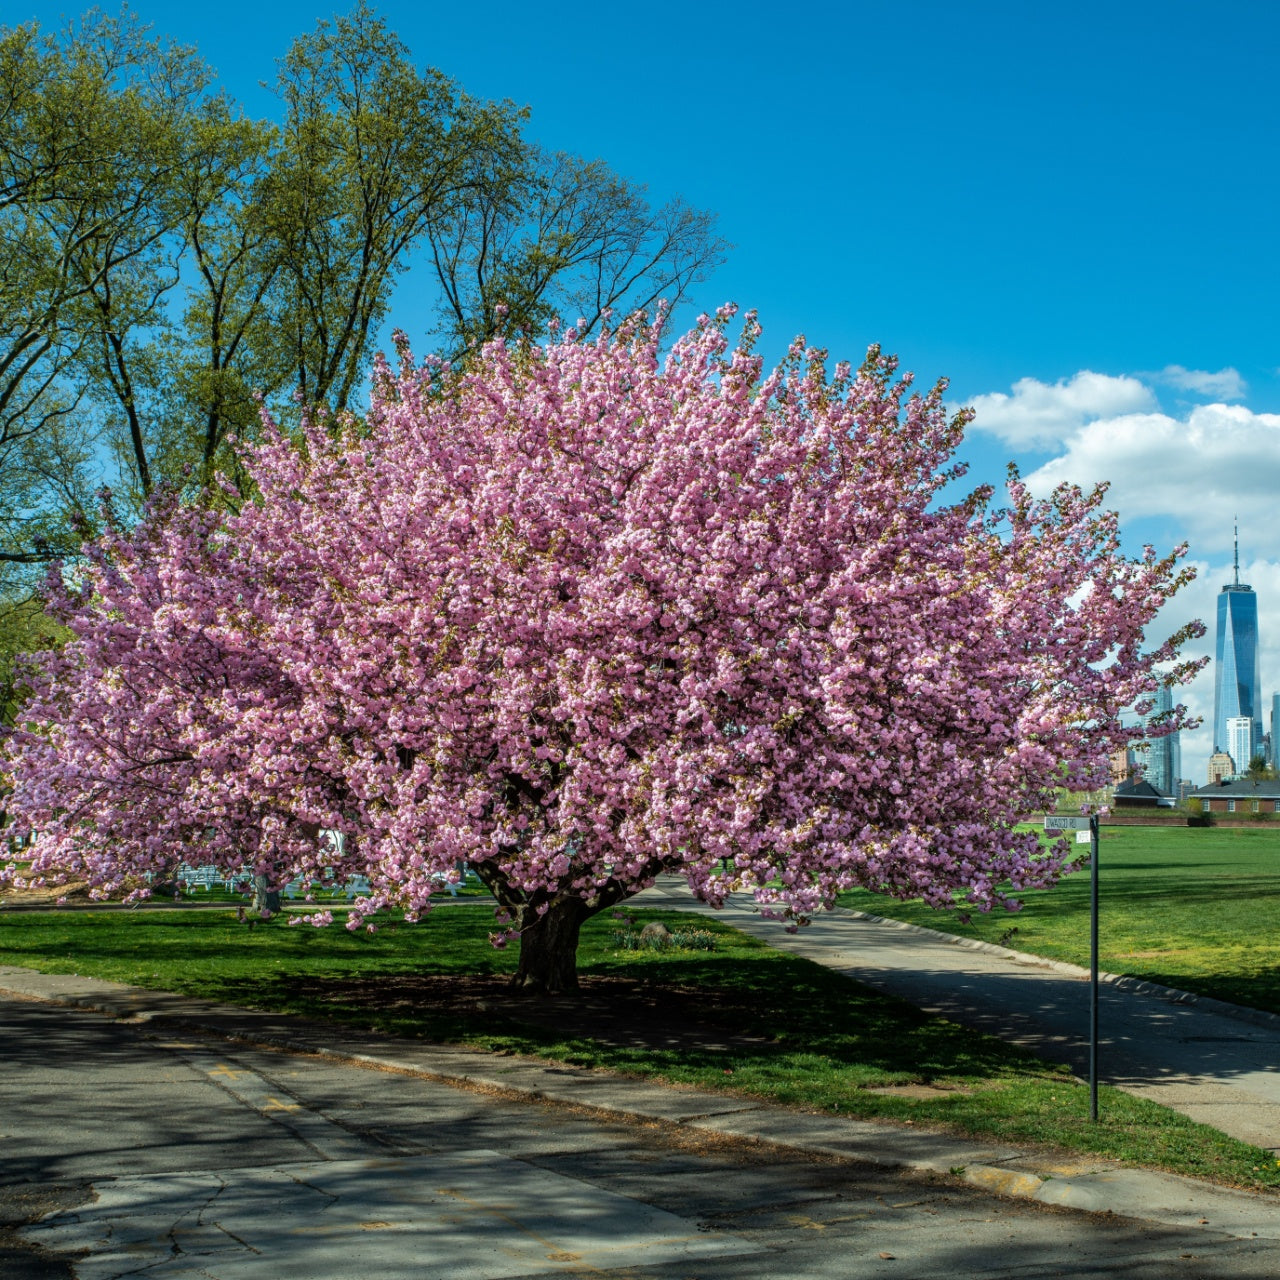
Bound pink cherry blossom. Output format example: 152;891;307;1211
2;308;1204;992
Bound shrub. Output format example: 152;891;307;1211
611;927;718;952
1186;802;1214;828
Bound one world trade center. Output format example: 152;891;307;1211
1214;527;1261;767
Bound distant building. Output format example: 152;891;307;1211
1114;778;1174;808
1109;746;1133;784
1228;715;1254;776
1213;526;1261;762
1208;752;1235;784
1272;694;1280;771
1138;682;1179;796
1191;778;1280;815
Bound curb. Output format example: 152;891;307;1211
5;967;1280;1241
835;907;1280;1033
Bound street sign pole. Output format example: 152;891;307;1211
1044;812;1100;1122
1089;811;1100;1123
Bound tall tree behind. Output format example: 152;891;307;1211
68;2;522;505
0;10;215;561
266;2;528;414
156;102;286;492
0;3;727;556
428;147;728;353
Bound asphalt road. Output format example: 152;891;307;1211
4;996;1280;1280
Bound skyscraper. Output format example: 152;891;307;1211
1141;681;1180;795
1228;716;1254;776
1271;693;1280;771
1213;525;1261;763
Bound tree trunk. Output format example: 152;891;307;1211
511;896;589;994
251;872;281;915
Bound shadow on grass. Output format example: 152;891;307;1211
199;945;1065;1092
0;900;1046;1088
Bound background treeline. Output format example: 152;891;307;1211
0;2;726;718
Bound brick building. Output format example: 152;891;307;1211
1190;778;1280;815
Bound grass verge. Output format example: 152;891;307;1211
2;902;1278;1191
837;825;1280;1015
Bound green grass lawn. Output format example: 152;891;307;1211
837;825;1280;1014
2;902;1278;1191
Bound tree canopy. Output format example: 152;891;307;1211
0;3;727;588
2;308;1202;991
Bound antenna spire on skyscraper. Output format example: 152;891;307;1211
1234;517;1240;587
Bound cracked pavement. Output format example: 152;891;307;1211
6;995;1280;1278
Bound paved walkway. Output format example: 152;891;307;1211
8;988;1280;1279
637;881;1280;1153
5;957;1280;1247
7;883;1280;1250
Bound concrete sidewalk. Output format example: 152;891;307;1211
4;962;1280;1246
635;880;1280;1154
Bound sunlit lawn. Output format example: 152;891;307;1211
838;825;1280;1014
2;901;1279;1190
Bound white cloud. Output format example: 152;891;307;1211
1004;391;1280;784
1154;364;1247;400
1022;402;1280;554
962;358;1280;782
968;372;1154;449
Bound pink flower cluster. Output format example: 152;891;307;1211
2;309;1203;926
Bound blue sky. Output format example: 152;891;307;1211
15;0;1280;776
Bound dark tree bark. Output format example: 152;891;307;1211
473;849;668;996
510;895;589;994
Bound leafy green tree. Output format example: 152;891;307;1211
1;9;215;555
1246;754;1278;783
266;3;529;409
0;594;64;726
0;4;725;704
155;102;285;491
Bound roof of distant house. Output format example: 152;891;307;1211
1190;777;1280;799
1114;778;1168;802
1111;773;1172;793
